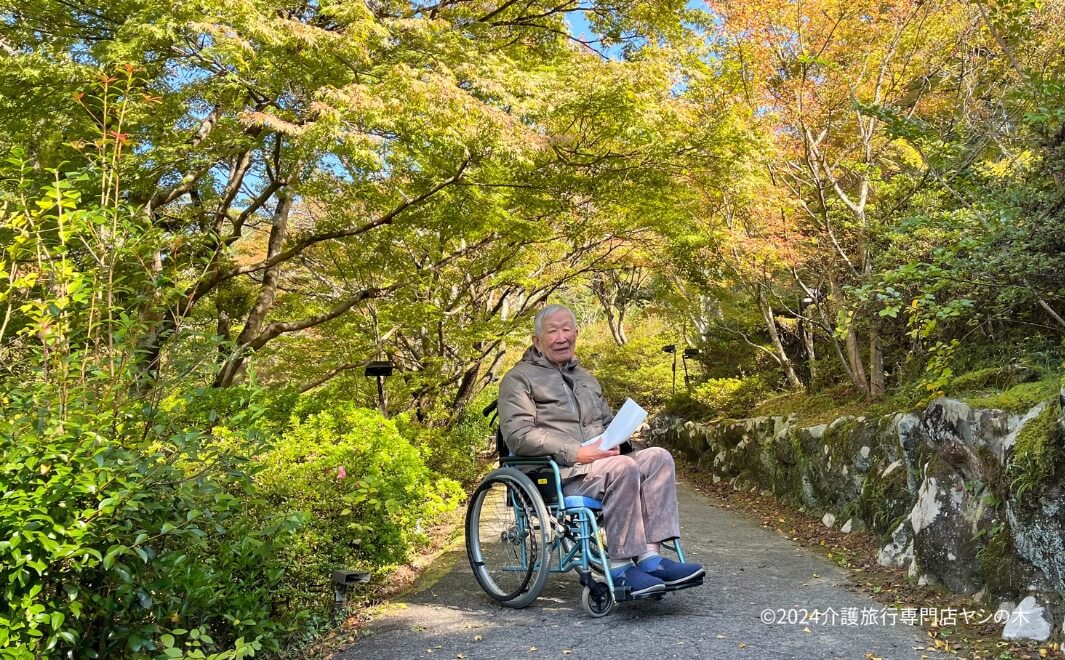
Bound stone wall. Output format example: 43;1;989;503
648;387;1065;641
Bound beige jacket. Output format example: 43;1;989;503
498;346;614;478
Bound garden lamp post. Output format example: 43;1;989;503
662;344;676;395
364;360;394;417
682;348;700;390
331;569;371;610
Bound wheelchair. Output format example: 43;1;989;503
464;403;702;617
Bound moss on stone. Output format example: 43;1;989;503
949;364;1043;394
950;366;1013;391
771;435;807;505
856;464;910;535
977;522;1027;598
1009;401;1064;498
965;376;1061;412
821;416;862;465
974;445;1009;506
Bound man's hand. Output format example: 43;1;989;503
575;436;619;464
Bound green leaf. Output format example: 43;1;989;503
102;545;127;570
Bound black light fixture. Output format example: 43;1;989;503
332;569;371;609
364;361;394;377
364;360;394;416
662;345;677;395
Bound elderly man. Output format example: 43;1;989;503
497;304;704;596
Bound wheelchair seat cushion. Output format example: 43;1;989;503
563;495;603;511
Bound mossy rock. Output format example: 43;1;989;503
821;416;862;465
1008;400;1065;499
950;364;1042;394
856;460;913;536
978;521;1031;599
714;422;746;451
966;376;1062;413
1006;487;1065;594
695;446;719;473
768;432;807;504
911;462;988;595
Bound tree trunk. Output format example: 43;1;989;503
216;308;232;366
591;275;627;346
869;327;885;399
801;314;817;390
844;323;870;395
215;192;292;387
451;360;483;416
757;292;803;389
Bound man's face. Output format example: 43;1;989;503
533;311;578;366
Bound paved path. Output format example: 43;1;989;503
341;481;946;660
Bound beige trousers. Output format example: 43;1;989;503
561;447;681;559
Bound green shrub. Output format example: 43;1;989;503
661;391;716;420
965;376;1062;412
0;151;300;656
253;404;463;616
397;388;497;487
688;376;774;419
0;382;299;658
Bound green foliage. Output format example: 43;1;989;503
252;404;463;617
950;366;1035;393
660;391;716;420
580;316;680;408
0;144;308;654
686;376;773;419
6;0;1065;652
397;387;497;487
966;377;1063;413
0;383;302;657
691;329;769;380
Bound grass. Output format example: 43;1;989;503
963;375;1062;413
749;383;923;427
746;370;1062;427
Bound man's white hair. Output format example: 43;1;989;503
534;304;577;337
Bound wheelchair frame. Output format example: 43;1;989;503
465;453;699;617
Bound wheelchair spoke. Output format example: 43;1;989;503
465;467;552;608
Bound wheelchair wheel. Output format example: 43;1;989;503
581;581;614;618
465;467;552;609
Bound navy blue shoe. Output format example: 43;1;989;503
641;557;705;586
613;566;666;596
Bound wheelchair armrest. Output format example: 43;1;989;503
499;454;554;466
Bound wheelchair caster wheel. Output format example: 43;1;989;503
581;582;614;618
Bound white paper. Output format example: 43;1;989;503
582;398;647;450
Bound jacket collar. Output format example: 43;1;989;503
521;345;579;371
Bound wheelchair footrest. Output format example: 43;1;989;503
612;577;704;602
611;585;648;602
663;577;704;592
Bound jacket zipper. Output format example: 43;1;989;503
559;367;585;438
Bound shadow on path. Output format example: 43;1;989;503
339;481;947;659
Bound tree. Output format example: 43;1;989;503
709;0;993;397
0;0;704;406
